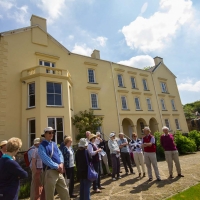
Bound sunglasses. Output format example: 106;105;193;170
133;135;137;137
48;132;54;134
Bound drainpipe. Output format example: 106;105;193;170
110;62;122;132
150;71;164;129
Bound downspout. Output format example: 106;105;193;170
150;71;164;129
110;62;122;132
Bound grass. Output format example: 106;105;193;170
167;183;200;200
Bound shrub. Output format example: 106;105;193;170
154;131;165;160
18;182;31;199
188;130;200;150
174;131;197;154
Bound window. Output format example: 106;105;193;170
69;86;73;110
140;122;144;134
131;77;136;89
121;96;128;109
28;119;35;147
91;93;98;109
28;83;35;108
47;82;62;106
175;119;180;130
135;97;141;110
146;98;152;110
164;119;170;129
171;99;176;110
142;79;148;91
48;117;63;144
161;99;166;110
118;74;124;87
39;60;55;74
88;69;95;83
161;82;167;93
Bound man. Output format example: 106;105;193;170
85;131;91;143
59;135;68;152
118;133;135;175
142;127;161;181
38;127;70;200
30;138;45;200
160;126;184;178
95;132;111;176
0;140;7;158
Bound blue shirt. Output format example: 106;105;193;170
38;140;63;170
118;138;129;153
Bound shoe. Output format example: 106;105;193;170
148;178;153;181
70;194;78;198
143;173;146;177
126;172;129;175
131;171;135;174
169;175;174;178
157;178;161;181
108;173;112;176
178;174;184;177
117;176;122;179
94;189;101;193
112;178;116;181
99;186;105;189
139;173;141;177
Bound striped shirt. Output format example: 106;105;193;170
129;138;143;153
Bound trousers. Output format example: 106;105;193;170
110;154;120;178
121;152;133;173
100;154;111;174
133;152;145;174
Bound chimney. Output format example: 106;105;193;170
154;56;163;66
30;15;47;32
91;50;100;59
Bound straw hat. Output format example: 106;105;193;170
89;134;97;141
0;140;7;147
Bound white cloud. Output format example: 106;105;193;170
94;36;108;47
118;55;154;69
178;79;200;92
68;35;74;40
121;0;193;52
11;5;29;24
72;44;93;56
36;0;66;23
0;0;14;10
141;2;148;14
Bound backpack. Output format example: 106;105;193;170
24;147;34;167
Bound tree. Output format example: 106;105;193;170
183;100;200;119
143;66;153;71
72;110;103;140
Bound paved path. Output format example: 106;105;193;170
54;152;200;200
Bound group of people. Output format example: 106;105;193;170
0;125;184;200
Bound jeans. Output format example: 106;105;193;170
110;154;120;178
80;179;91;200
121;152;133;173
65;167;75;196
92;162;101;190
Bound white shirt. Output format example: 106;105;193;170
67;146;75;168
31;148;43;169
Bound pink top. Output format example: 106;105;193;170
160;134;177;151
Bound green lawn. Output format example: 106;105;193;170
167;183;200;200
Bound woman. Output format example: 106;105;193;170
0;140;7;158
129;133;145;177
87;133;104;193
62;136;78;198
108;132;121;181
75;138;91;200
0;137;28;200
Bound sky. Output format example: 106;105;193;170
0;0;200;105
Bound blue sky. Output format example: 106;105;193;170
0;0;200;105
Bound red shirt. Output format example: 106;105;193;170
160;134;177;151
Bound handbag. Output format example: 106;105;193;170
85;150;98;182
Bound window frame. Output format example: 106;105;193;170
46;82;62;106
28;118;36;147
28;82;35;108
121;96;128;110
39;60;55;74
90;93;99;109
135;97;141;110
164;119;170;130
88;69;96;83
175;119;180;130
171;99;176;110
146;98;152;110
47;117;64;144
161;99;166;110
130;76;136;89
160;82;168;93
117;74;124;87
142;79;148;91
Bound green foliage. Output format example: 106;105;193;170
18;182;31;199
143;66;153;71
154;131;165;160
72;110;103;141
174;131;197;154
188;130;200;150
183;100;200;119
